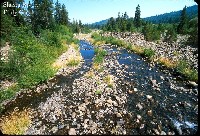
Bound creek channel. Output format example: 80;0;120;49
101;44;198;135
1;40;198;135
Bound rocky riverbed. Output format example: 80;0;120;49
0;40;198;135
103;32;198;71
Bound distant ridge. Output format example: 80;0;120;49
143;5;198;24
89;5;198;26
88;19;109;27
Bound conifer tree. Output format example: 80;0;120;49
29;0;55;34
177;6;188;34
134;4;141;28
60;4;69;25
55;0;61;24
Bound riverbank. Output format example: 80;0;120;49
0;39;198;135
90;31;198;83
103;31;198;71
0;44;83;134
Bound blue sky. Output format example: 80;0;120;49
24;0;197;24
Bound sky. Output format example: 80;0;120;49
24;0;197;24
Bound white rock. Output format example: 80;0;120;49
137;114;142;120
68;128;76;135
116;112;122;118
146;95;152;100
134;88;138;92
140;124;144;129
110;120;114;124
107;99;113;104
72;112;76;118
136;103;143;110
188;81;198;87
51;126;58;133
161;131;167;135
113;101;118;106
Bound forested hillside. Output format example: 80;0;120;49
143;5;198;24
88;5;198;28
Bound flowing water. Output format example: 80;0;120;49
1;40;198;135
101;44;198;134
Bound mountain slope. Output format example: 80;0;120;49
89;5;198;27
143;5;198;24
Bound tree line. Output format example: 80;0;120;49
101;4;198;47
1;0;90;41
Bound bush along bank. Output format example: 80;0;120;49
0;25;78;112
90;32;198;83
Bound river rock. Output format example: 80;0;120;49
160;131;167;135
51;126;58;133
136;103;143;110
116;112;122;118
188;81;198;87
134;88;138;92
128;90;133;94
146;95;153;100
137;114;142;120
107;99;113;105
68;128;76;135
147;110;153;116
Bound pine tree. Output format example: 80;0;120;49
177;6;188;34
121;12;128;31
134;4;141;28
108;17;115;31
55;0;61;24
60;4;69;25
78;20;83;33
116;12;122;32
29;0;55;34
127;17;135;32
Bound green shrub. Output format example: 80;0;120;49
176;60;198;82
0;24;76;113
66;59;80;67
18;64;55;88
40;30;62;47
94;48;107;64
95;90;102;95
142;23;161;41
126;43;132;50
0;84;20;105
143;48;155;58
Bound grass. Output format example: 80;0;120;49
71;43;79;51
176;60;198;82
66;59;80;67
93;48;107;64
131;46;145;55
143;48;155;59
0;84;20;112
85;71;95;78
0;84;19;104
158;57;177;69
90;32;198;83
0;25;78;113
0;108;32;135
103;75;114;88
95;90;102;95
